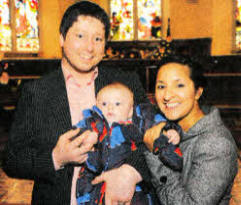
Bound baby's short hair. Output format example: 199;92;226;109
97;82;134;103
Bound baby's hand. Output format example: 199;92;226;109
165;129;180;145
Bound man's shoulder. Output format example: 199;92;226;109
39;68;62;82
98;65;136;77
98;65;139;87
23;68;62;91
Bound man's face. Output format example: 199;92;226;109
97;86;134;125
60;15;106;73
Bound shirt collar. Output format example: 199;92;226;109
62;66;98;87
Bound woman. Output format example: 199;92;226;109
92;56;238;205
144;55;238;205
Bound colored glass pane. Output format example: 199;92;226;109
236;0;241;49
138;0;161;40
110;0;134;40
15;0;39;52
0;0;12;51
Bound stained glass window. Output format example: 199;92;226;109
15;0;39;51
110;0;134;40
0;0;39;52
138;0;161;40
236;0;241;50
110;0;162;41
0;0;11;51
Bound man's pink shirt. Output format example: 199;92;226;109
62;66;98;205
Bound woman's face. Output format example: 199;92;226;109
155;63;203;128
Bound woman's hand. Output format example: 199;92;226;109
144;122;165;151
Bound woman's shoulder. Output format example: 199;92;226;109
194;126;237;160
198;127;235;150
193;107;237;155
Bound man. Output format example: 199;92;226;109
3;1;148;205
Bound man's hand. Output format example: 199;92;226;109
92;164;142;205
144;122;165;151
52;129;98;169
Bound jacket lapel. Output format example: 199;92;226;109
48;68;72;132
47;69;74;184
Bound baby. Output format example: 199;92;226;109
74;82;182;205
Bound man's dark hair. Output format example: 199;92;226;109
59;1;110;41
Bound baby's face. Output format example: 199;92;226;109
97;86;133;124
